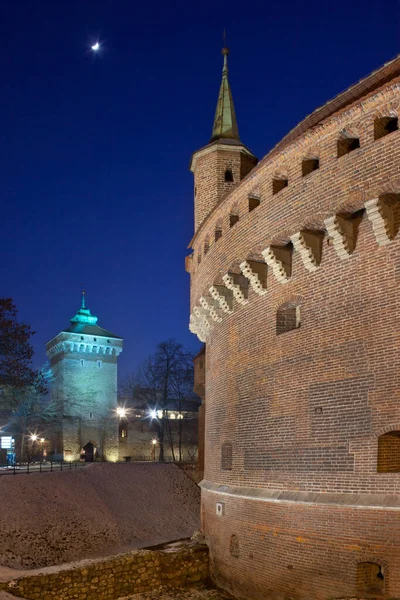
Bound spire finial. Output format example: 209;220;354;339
81;289;86;309
222;29;229;72
210;34;239;143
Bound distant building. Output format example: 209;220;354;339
46;293;123;462
45;294;199;463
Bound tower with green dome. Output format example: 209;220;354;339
46;292;123;462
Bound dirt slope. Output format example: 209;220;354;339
0;463;200;569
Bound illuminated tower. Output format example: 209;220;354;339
46;293;123;462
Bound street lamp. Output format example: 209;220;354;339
116;406;127;418
151;438;157;461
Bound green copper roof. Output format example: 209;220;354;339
63;292;122;339
210;48;240;143
70;292;98;326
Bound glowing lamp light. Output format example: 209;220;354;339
91;42;100;51
116;407;127;418
152;439;157;445
149;409;157;419
30;434;38;442
40;438;45;444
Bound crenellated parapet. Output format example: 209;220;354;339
261;245;292;283
189;193;400;342
46;335;123;359
239;260;268;295
290;230;323;272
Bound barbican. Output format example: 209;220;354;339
188;49;400;599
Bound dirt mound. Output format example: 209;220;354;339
0;463;200;570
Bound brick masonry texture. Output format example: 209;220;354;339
0;542;209;600
188;57;400;600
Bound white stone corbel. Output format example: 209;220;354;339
290;230;323;272
209;285;234;314
261;246;292;283
199;296;223;323
365;198;393;246
193;306;212;332
324;215;355;259
222;273;249;306
240;260;268;295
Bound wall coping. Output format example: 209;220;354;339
200;480;400;510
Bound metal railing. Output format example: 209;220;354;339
0;460;86;475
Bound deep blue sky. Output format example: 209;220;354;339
1;0;398;380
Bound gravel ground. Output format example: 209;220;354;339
120;585;236;600
0;463;200;569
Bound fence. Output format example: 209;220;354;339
0;460;86;476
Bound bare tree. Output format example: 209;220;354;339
121;339;197;462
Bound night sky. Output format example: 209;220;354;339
1;0;398;380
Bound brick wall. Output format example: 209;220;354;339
189;65;400;599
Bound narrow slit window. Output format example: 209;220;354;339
224;169;234;182
204;240;210;255
302;158;319;177
249;196;260;212
273;178;288;195
230;214;239;227
337;136;360;157
374;116;398;140
215;227;222;242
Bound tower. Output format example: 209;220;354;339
46;293;123;462
189;45;258;233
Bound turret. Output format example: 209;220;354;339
190;45;257;233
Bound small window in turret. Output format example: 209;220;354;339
224;169;234;182
374;116;398;140
215;227;222;242
249;196;260;212
337;135;360;157
273;178;288;195
230;214;239;227
80;359;84;366
97;361;102;368
204;240;210;255
302;158;319;177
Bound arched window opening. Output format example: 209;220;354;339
221;442;232;470
204;239;210;256
273;177;288;195
276;304;301;335
229;535;240;558
302;158;319;177
197;254;202;265
356;562;384;597
249;196;260;212
229;214;239;227
374;116;398;140
338;135;360;157
224;169;234;182
377;430;400;472
215;222;223;242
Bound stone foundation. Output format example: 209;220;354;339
0;541;209;600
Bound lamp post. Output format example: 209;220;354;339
151;438;157;461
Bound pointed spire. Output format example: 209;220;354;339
210;43;240;142
81;289;86;309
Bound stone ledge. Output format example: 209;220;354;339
200;480;400;510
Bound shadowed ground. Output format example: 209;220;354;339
0;463;200;570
